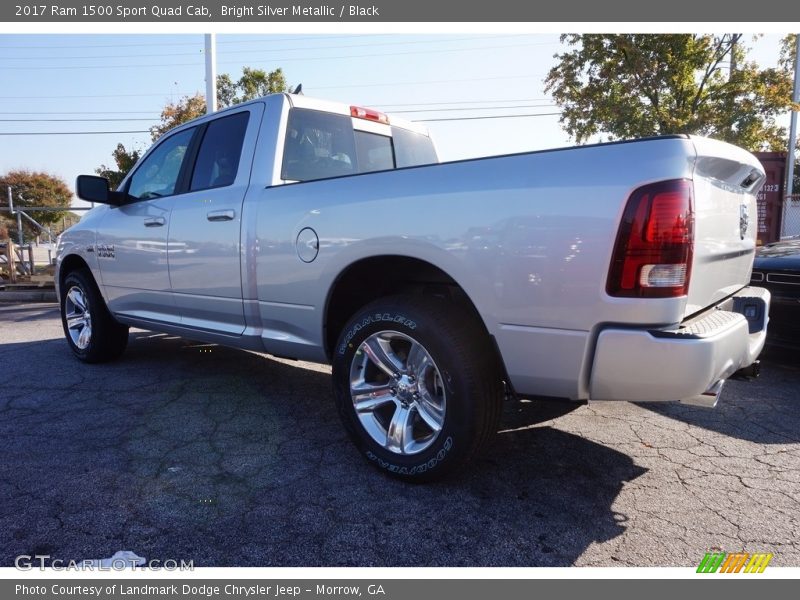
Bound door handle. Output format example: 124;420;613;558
207;209;235;222
144;217;166;227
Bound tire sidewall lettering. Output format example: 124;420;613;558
365;436;454;475
337;311;417;356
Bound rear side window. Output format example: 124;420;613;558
354;131;395;173
281;109;437;182
392;126;437;168
282;109;356;182
190;111;250;191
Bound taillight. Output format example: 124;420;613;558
607;179;694;298
350;105;389;124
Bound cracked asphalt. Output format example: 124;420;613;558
1;302;798;567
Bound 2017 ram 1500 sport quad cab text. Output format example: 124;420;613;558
56;93;770;481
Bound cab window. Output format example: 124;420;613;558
282;109;356;182
354;131;395;173
127;128;195;201
392;126;437;168
190;112;250;191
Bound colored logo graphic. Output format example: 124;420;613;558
697;552;773;573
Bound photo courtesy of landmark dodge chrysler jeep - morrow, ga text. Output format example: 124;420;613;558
56;92;770;481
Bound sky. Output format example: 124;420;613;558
0;33;789;208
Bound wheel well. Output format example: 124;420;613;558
59;254;91;297
324;256;488;360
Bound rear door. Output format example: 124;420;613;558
167;105;261;335
686;136;766;317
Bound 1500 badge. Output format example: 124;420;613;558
95;244;115;259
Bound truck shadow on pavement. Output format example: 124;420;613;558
0;330;645;567
636;360;800;444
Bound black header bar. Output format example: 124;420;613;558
3;0;800;22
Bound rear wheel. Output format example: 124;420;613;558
332;295;503;482
60;268;128;363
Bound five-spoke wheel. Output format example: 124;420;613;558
350;331;446;455
60;268;129;363
64;286;92;350
333;295;503;481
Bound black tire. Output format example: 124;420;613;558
332;294;503;482
60;268;129;363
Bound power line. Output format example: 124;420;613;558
0;98;555;117
390;104;557;114
0;34;396;50
217;36;553;57
0;35;539;61
0;91;193;100
414;112;562;122
372;98;551;108
1;42;556;70
0;130;150;136
0;98;555;116
0;118;155;122
311;74;542;90
0;106;558;122
0;74;541;100
0;111;160;115
0;112;563;135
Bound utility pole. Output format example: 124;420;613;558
786;35;800;210
729;34;740;79
204;34;217;114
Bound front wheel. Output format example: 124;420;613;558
332;295;503;482
60;268;129;363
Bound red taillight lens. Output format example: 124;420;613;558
607;179;694;298
350;105;389;124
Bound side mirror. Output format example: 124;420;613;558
76;175;122;206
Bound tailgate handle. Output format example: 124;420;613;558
207;209;235;222
143;217;165;227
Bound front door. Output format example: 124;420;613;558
96;126;196;323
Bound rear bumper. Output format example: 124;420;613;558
589;286;770;402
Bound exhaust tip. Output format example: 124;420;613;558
680;379;725;408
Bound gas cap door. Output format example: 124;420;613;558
296;227;320;263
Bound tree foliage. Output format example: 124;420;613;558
545;34;798;151
0;170;71;238
149;93;208;141
150;67;288;140
95;143;143;190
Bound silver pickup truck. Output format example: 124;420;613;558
57;92;770;480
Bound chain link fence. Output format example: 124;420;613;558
782;194;800;239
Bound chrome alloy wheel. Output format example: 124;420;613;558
64;286;92;350
349;330;446;455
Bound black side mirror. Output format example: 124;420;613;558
76;175;122;206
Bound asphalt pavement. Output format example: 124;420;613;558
1;303;798;567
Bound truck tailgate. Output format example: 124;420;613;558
685;136;766;318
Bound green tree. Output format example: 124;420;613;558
0;170;71;239
545;34;798;151
150;67;288;140
95;143;143;190
149;93;207;140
